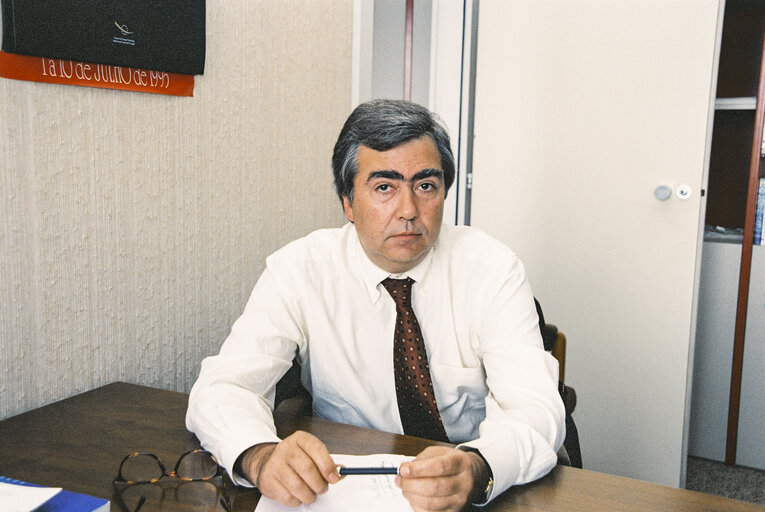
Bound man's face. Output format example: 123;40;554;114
343;135;445;273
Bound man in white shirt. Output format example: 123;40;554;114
186;99;565;512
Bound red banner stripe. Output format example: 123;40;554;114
0;52;194;97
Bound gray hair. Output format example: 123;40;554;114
332;99;456;205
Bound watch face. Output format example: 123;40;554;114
484;476;494;500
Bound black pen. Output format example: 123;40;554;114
337;466;399;476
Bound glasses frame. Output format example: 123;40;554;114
112;449;231;512
114;448;224;485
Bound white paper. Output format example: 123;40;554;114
0;482;62;512
255;454;414;512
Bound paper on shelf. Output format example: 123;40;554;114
255;454;415;512
0;481;62;512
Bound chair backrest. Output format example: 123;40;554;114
535;298;566;382
551;331;566;382
535;298;582;468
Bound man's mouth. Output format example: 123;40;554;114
390;232;420;240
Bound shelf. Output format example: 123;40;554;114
715;97;757;110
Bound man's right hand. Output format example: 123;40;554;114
240;431;340;507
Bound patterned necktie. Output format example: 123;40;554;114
381;277;449;443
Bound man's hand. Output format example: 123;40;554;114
396;446;489;512
240;431;340;507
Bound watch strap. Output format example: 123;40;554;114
457;446;495;505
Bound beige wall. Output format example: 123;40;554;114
0;2;351;420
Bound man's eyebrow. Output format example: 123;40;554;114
366;168;444;183
367;170;405;182
411;168;444;182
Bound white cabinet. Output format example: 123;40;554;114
738;247;765;469
689;241;739;462
689;241;765;470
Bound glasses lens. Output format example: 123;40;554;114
121;453;165;483
176;450;219;481
118;482;164;511
176;481;225;508
118;481;224;511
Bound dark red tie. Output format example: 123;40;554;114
382;277;449;443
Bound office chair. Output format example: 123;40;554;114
535;299;582;469
273;358;312;417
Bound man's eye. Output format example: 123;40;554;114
376;184;392;192
418;182;436;191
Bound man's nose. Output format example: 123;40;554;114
397;187;418;220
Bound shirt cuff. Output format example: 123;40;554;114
459;430;558;502
211;424;281;488
456;446;494;506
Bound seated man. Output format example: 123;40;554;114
186;99;565;511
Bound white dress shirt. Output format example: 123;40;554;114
186;222;565;501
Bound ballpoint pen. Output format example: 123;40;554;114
337;466;399;476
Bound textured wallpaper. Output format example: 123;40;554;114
0;1;352;420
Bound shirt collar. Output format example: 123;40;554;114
351;225;436;303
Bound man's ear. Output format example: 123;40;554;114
342;195;354;223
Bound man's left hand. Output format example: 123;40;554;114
396;446;489;512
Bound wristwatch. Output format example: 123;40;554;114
476;474;495;504
457;446;494;504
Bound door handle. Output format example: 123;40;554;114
654;185;672;201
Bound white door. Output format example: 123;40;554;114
470;1;722;486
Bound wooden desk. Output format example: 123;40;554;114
0;382;761;511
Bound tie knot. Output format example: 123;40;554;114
382;277;414;307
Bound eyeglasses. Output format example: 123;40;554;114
113;449;231;512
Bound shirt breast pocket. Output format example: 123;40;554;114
430;364;488;440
